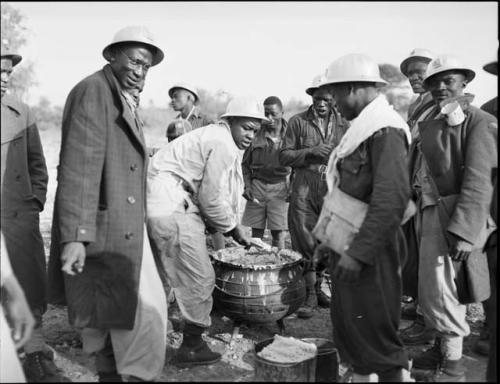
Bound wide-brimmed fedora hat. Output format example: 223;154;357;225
483;61;498;75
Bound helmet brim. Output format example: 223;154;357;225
305;87;318;96
1;54;22;67
102;41;164;66
483;61;498;75
168;86;199;103
400;56;433;77
423;68;476;88
320;77;389;88
220;113;270;124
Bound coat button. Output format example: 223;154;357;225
130;164;138;171
79;228;86;235
15;174;21;181
125;232;134;240
127;196;136;204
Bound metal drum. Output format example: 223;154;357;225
211;252;306;324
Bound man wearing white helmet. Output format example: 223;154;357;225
147;96;263;368
317;53;413;382
48;26;168;381
409;54;497;381
166;83;213;142
279;74;348;319
398;48;438;346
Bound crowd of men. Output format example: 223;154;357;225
0;25;497;383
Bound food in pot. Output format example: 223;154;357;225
211;246;302;268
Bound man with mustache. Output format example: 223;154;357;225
48;26;168;382
279;75;348;319
410;55;497;381
398;48;438;346
147;96;264;368
241;96;291;249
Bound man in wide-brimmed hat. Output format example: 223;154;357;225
1;42;56;381
409;54;497;381
48;26;167;382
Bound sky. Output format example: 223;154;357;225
9;1;499;107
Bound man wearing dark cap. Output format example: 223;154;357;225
242;96;291;249
279;75;348;319
1;44;55;382
48;26;167;381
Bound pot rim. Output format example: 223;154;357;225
210;254;304;271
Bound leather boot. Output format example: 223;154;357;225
473;324;490;356
23;351;63;382
400;314;436;345
315;277;330;308
401;300;418;320
412;337;442;370
431;358;466;382
297;286;317;319
174;323;221;368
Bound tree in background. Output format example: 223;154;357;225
378;63;414;119
1;1;37;102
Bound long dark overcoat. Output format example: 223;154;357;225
1;95;48;313
418;104;498;301
48;65;149;329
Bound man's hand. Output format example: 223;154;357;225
312;244;332;270
225;225;252;249
61;242;86;275
242;187;254;202
333;252;363;283
447;233;473;262
3;275;35;348
315;144;334;159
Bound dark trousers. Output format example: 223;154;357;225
328;230;409;375
486;243;497;382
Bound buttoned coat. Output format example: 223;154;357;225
1;95;48;312
48;65;149;329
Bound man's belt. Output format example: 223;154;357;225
304;164;328;180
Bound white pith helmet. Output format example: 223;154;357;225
220;96;270;123
423;54;475;87
168;83;200;103
320;53;388;87
102;25;164;66
400;48;435;77
306;74;325;96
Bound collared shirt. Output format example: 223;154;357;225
147;121;243;232
242;119;291;185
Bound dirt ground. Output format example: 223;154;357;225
36;227;490;382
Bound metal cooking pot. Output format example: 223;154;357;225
210;249;306;324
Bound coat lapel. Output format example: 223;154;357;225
102;66;147;156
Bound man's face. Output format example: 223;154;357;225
230;117;262;150
426;70;467;104
108;44;153;91
1;58;14;98
263;103;283;130
312;88;334;118
170;88;194;111
406;60;429;94
327;83;358;121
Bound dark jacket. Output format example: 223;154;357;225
1;95;48;312
418;104;498;245
279;106;348;169
337;128;411;265
242;119;291;185
48;65;150;329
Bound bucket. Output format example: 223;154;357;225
254;338;316;382
301;338;338;382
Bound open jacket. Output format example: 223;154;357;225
48;65;150;329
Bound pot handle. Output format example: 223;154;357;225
214;284;287;299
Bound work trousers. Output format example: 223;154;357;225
328;230;409;375
148;211;215;328
81;226;167;381
288;170;328;271
417;205;470;358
